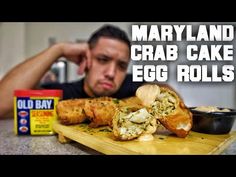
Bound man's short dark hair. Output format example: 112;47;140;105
88;24;131;49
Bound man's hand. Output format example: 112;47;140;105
60;42;91;75
0;42;92;118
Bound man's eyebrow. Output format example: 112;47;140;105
117;60;129;68
96;54;111;58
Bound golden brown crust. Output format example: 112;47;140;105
56;99;87;125
158;98;193;138
56;97;125;127
120;96;144;109
84;99;118;128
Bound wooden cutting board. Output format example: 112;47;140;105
53;121;236;155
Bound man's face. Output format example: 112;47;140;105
84;37;130;97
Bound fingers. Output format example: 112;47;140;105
77;47;92;75
77;57;87;75
62;42;91;76
86;49;92;70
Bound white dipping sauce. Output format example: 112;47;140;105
193;106;230;112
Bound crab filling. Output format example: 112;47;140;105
151;91;177;116
113;107;157;141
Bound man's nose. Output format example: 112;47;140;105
105;63;116;80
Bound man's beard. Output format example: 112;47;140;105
84;77;119;97
92;87;116;97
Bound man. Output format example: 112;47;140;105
0;24;144;118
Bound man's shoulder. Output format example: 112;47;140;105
123;73;132;82
40;79;88;99
113;74;145;99
123;73;144;86
40;79;83;89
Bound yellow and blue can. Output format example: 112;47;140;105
14;90;62;135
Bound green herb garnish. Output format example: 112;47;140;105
113;99;120;104
99;128;112;132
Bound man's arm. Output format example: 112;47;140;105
0;42;91;118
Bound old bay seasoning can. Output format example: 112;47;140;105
14;90;62;135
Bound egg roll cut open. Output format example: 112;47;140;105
112;107;157;141
83;97;144;128
56;99;87;125
136;84;193;138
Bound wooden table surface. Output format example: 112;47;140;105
53;121;236;155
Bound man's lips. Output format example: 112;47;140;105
99;82;114;89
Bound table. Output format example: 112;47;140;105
1;119;236;155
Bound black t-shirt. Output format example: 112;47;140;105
41;74;144;100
